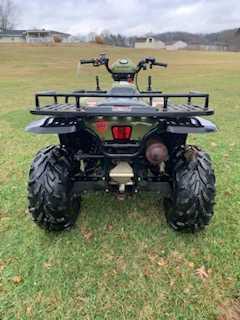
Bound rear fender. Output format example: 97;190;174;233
25;117;77;134
166;117;217;134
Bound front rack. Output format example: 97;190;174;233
31;90;214;118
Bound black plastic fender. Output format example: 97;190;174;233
166;117;217;134
25;116;217;135
25;117;77;134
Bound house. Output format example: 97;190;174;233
25;30;71;43
166;41;188;51
0;30;26;43
0;29;71;43
135;37;165;49
134;37;188;50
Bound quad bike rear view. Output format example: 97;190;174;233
26;53;216;232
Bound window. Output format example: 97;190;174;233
148;38;153;43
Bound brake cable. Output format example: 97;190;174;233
135;63;146;92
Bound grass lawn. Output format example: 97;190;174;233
0;44;240;319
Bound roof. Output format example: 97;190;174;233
165;40;187;45
26;29;71;37
0;29;26;37
135;37;147;42
135;36;165;43
50;30;71;37
0;29;71;37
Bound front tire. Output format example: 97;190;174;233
165;145;216;232
28;145;81;231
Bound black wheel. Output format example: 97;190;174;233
28;145;81;231
164;145;216;232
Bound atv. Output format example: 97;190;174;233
26;53;216;232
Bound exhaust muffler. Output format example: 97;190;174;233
145;140;168;166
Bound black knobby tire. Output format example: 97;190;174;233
28;145;81;231
165;145;216;232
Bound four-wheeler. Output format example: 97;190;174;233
26;53;216;232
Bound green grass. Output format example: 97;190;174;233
0;44;240;319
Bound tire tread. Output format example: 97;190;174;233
165;145;216;232
27;145;80;231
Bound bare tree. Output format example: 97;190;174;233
0;0;18;31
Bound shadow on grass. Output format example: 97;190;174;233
30;192;205;251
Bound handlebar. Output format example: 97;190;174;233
153;62;168;68
80;59;96;64
137;57;168;70
80;54;168;77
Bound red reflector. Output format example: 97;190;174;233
96;120;108;133
112;126;132;140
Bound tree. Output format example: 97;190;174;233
0;0;17;31
87;32;97;42
95;35;104;45
53;35;62;43
99;31;129;47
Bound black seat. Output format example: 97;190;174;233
108;86;138;95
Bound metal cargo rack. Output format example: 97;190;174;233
31;90;214;118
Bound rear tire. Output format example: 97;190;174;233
28;145;81;231
164;145;216;232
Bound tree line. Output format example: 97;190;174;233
0;0;17;31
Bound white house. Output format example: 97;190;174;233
0;30;26;43
135;37;165;49
0;29;71;43
166;41;188;51
25;30;70;43
134;37;188;51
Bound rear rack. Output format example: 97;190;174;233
31;91;214;118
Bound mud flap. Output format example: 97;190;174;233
25;117;77;134
167;117;217;134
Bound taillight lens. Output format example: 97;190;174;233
112;126;132;140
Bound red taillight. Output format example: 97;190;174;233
112;126;132;140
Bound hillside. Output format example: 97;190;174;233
149;28;240;50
